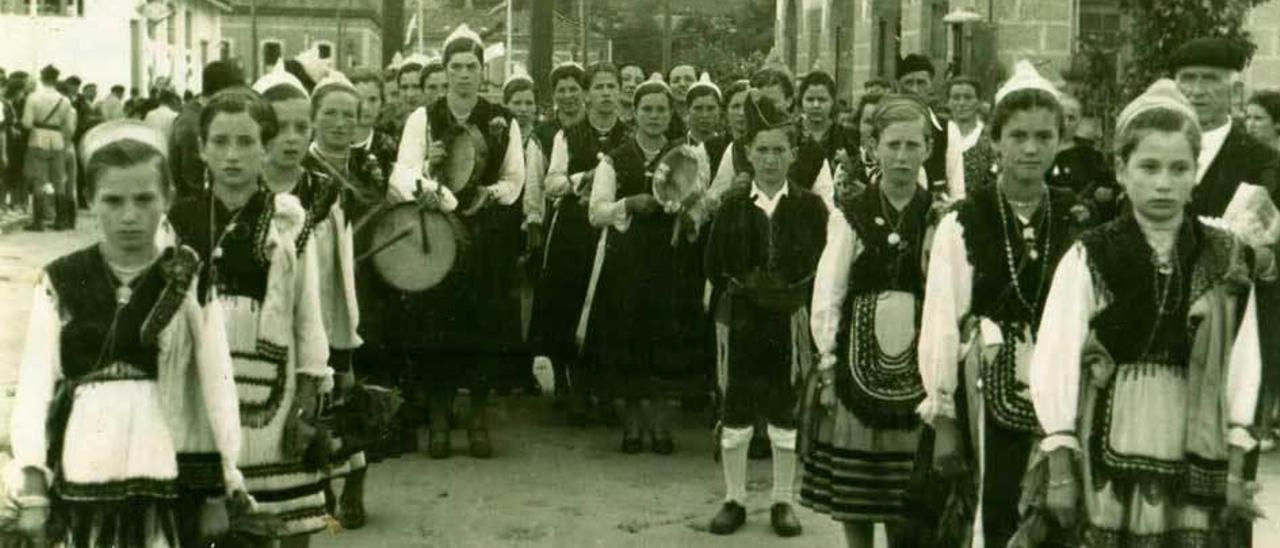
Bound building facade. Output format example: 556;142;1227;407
0;0;229;96
220;0;383;81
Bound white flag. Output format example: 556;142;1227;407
404;13;418;48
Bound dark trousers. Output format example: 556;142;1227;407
982;417;1033;548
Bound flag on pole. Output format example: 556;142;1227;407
404;13;418;48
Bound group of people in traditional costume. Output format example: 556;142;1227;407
7;18;1280;548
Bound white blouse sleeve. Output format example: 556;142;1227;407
916;211;973;425
8;276;62;486
523;138;546;227
707;142;738;207
811;211;861;371
1030;243;1102;453
293;243;333;392
488;122;526;206
543;131;575;198
811;160;837;212
588;156;631;232
390;107;428;200
190;278;246;493
1227;288;1263;450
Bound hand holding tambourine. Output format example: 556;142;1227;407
1203;183;1280;249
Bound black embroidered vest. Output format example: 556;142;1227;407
840;187;930;298
563;119;631;174
955;185;1078;330
46;245;200;381
427;97;514;199
170;189;274;304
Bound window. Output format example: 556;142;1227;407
316;42;334;60
1079;0;1123;51
262;40;283;69
28;0;80;16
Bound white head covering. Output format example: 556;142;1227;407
387;52;405;72
994;60;1061;105
1116;78;1200;137
313;70;358;99
503;64;533;93
634;73;672;104
80;120;166;167
688;72;721;100
443;23;483;51
401;53;434;70
252;63;309;98
295;46;331;84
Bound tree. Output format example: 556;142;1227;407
608;0;773;81
1119;0;1270;100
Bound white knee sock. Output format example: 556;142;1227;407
768;424;798;504
721;425;753;504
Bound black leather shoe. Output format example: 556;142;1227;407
708;501;747;535
770;503;802;537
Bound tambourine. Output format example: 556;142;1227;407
436;124;491;195
651;145;707;211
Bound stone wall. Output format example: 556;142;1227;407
988;0;1074;82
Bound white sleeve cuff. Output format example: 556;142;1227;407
818;354;836;371
1229;426;1258;451
916;394;957;424
1039;433;1082;453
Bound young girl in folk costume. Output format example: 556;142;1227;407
168;89;333;546
8;120;249;547
585;75;712;454
799;96;937;547
532;61;631;426
704;91;827;539
1022;80;1271;547
793;70;854;208
524;62;588;293
392;24;526;460
916;61;1082;548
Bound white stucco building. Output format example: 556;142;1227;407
0;0;230;95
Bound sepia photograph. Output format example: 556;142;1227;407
2;0;1280;546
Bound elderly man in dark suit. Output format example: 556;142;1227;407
1172;36;1280;546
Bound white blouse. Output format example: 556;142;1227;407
810;210;863;372
588;153;634;233
390;104;526;210
523;136;547;227
916;211;973;425
9;272;245;493
1029;243;1262;453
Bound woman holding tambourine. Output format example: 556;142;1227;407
584;75;713;455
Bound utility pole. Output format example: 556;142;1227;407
579;0;588;63
336;0;345;69
662;0;671;73
418;0;426;54
250;0;259;78
531;0;554;101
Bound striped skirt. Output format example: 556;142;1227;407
799;397;920;523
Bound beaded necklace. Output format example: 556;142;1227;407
995;187;1052;318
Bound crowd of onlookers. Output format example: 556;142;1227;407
0;65;193;228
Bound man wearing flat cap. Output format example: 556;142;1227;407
1172;35;1280;547
896;54;950;200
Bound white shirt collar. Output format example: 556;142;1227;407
1196;118;1232;184
352;130;374;151
750;180;790;217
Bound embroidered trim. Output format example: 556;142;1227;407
56;477;179;501
140;246;201;345
76;361;153;385
232;345;289;428
253;194;276;265
980;324;1040;433
1091;362;1228;503
294;169;341;254
837;292;924;429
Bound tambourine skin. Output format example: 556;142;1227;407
651;146;704;210
439;124;491;195
364;202;458;292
